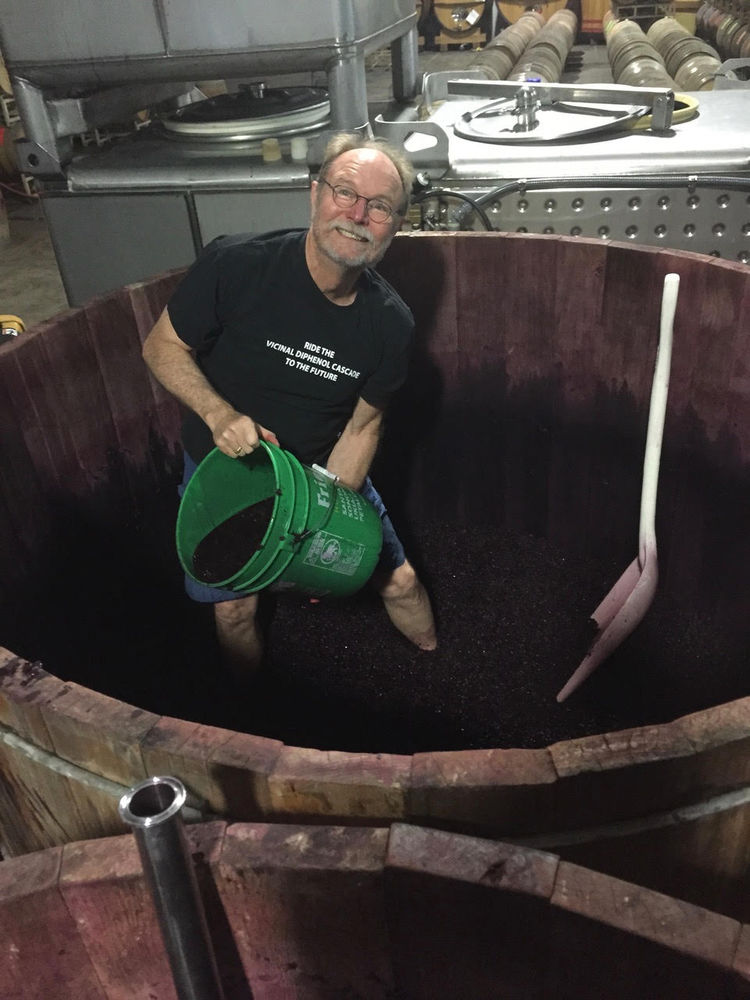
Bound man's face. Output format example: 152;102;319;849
309;148;404;270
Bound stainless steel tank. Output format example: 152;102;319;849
375;73;750;263
0;0;418;171
1;0;414;85
0;0;419;306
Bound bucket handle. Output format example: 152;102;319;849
290;528;314;546
274;528;314;554
279;463;338;552
311;464;340;484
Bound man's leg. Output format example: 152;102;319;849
179;452;266;680
213;593;263;682
359;478;437;651
376;559;437;651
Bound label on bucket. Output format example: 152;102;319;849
336;490;368;522
313;478;333;509
302;530;366;576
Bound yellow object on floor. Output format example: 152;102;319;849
0;314;24;337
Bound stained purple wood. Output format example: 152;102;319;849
0;332;73;582
267;745;412;822
408;746;557;835
379;233;750;606
385;822;558;999
59;823;239;1000
0;267;184;600
1;821;749;999
548;861;749;1000
0;234;749;930
384;822;750;1000
126;271;185;454
206;729;285;819
42;681;158;784
0;651;66;746
0;656;109;854
140;716;283;817
0;846;106;999
60;835;179;1000
214;823;392;998
83;288;171;497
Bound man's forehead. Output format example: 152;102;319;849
328;149;401;192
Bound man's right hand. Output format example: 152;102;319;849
211;409;279;458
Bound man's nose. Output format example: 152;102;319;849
347;195;369;224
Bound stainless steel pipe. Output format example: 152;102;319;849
118;776;225;1000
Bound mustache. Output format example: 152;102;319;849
324;220;374;244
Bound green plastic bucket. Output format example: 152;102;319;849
175;443;383;598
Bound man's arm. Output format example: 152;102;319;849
142;307;276;456
326;397;384;490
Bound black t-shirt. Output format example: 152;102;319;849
167;229;414;465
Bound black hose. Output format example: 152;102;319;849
411;187;495;231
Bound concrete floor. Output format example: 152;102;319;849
1;196;69;328
0;42;612;330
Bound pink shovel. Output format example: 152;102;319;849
556;272;680;703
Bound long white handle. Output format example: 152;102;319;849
638;272;679;550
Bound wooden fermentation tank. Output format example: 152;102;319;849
0;233;749;929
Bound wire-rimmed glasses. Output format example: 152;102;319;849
320;179;400;224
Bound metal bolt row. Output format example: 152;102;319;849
489;194;748;213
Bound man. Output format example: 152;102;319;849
143;132;436;680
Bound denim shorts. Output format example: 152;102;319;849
178;451;406;603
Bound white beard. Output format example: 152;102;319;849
312;215;392;269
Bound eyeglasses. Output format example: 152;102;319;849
320;179;400;224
